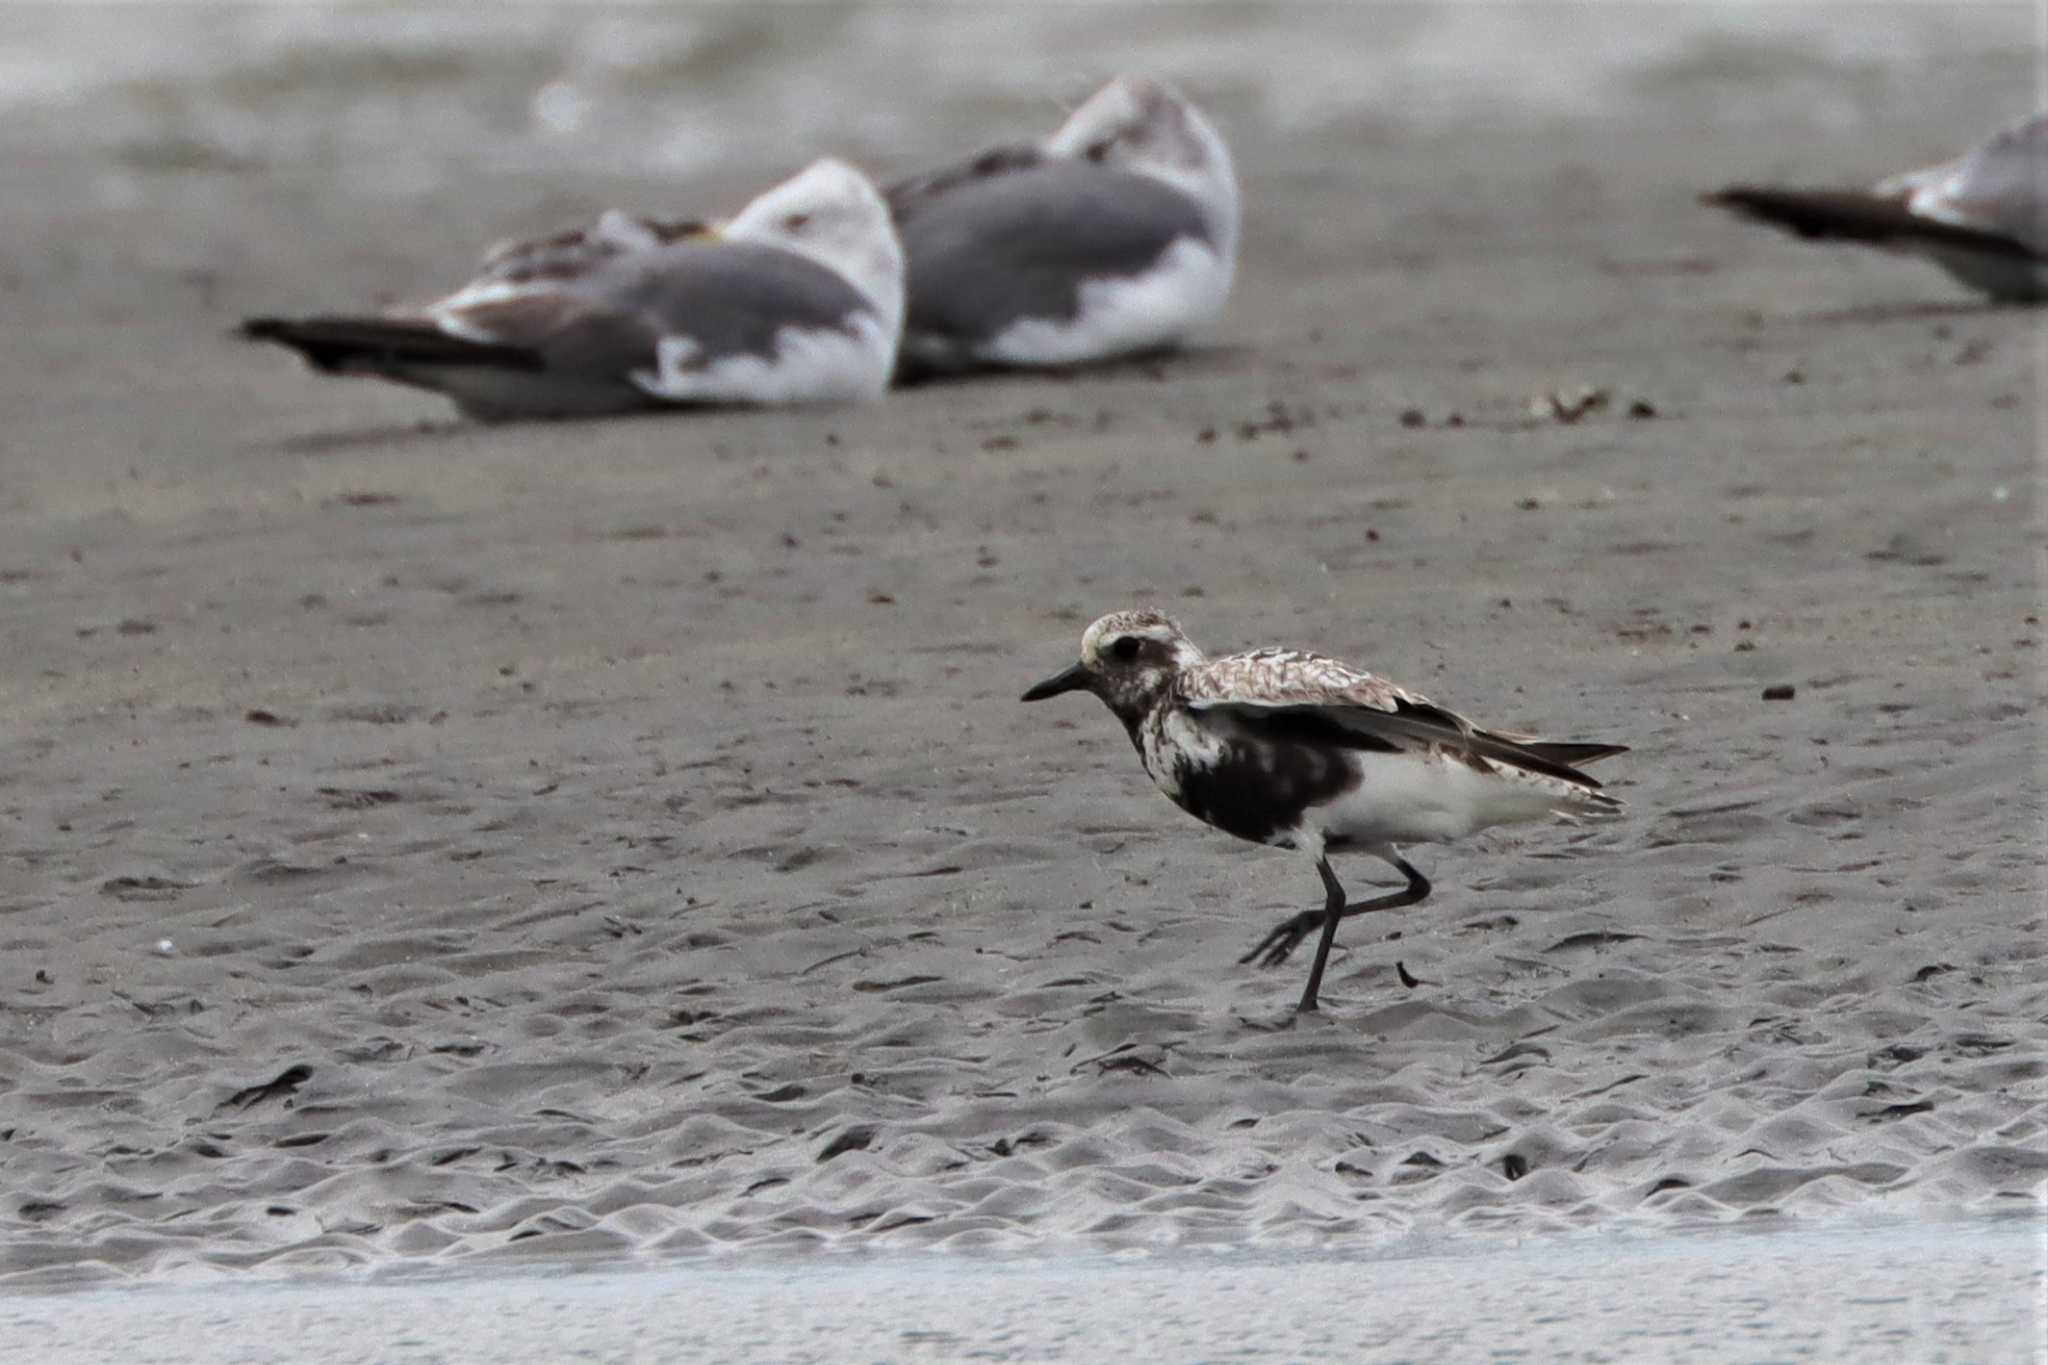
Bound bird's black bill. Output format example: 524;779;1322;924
1020;662;1090;702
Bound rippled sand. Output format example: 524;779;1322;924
1;4;2041;1285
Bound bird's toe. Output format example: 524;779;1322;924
1239;911;1322;968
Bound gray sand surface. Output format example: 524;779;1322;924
1;0;2042;1304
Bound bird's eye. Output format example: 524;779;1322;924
1084;140;1111;163
783;212;811;231
1110;636;1142;661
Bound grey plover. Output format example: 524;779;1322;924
242;159;905;420
1021;609;1627;1013
885;75;1238;378
1705;111;2048;303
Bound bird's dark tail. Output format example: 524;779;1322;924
238;316;544;374
1702;187;2037;261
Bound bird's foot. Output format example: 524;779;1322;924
1237;910;1326;969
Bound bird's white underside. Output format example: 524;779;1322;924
636;312;896;405
1146;706;1612;865
982;236;1233;366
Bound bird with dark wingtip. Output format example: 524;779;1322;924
1021;610;1628;1014
241;159;905;421
1705;111;2048;303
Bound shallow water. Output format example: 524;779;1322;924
6;1216;2041;1363
10;1;2031;194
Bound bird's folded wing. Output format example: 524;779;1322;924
404;293;661;388
414;212;714;359
884;143;1048;223
423;241;867;378
1183;650;1622;788
891;162;1212;360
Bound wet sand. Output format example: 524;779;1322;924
1;6;2043;1295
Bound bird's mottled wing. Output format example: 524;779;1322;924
1180;649;1616;789
1177;648;1436;714
473;212;716;287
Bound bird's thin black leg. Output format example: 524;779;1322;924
1240;857;1432;971
1294;858;1349;1014
1235;857;1432;1012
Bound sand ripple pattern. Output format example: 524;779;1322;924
3;697;2040;1282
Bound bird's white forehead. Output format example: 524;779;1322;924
1079;608;1185;663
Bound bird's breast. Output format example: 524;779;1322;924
1143;707;1359;848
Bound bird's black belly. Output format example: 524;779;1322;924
1168;740;1358;847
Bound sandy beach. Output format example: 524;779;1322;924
0;0;2041;1325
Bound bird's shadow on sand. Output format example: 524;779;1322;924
893;341;1258;390
255;401;732;455
1788;298;2026;326
264;421;472;456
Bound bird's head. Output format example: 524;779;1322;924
1021;608;1205;724
1042;75;1239;256
725;158;905;322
